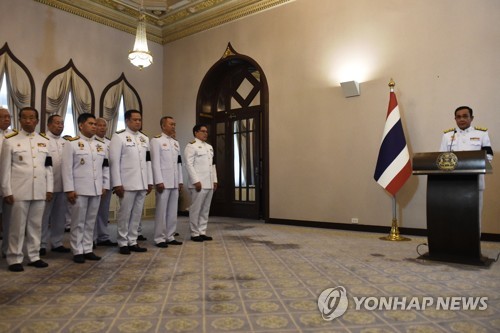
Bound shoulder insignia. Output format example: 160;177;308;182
154;134;161;138
189;140;196;144
443;127;456;134
68;136;80;141
105;136;111;141
5;130;19;139
95;137;104;143
474;126;487;131
139;130;148;136
116;129;125;134
62;135;72;140
39;132;50;140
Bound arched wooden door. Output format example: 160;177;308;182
197;44;269;220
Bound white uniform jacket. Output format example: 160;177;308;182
184;138;217;189
62;134;110;196
0;130;54;200
109;127;153;190
0;128;14;197
46;131;67;192
150;133;183;189
439;126;493;161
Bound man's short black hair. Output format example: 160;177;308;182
455;106;473;117
192;124;207;136
125;109;142;120
77;113;95;125
19;106;39;120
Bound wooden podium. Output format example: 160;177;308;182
412;150;493;266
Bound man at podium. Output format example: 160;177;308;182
439;106;493;220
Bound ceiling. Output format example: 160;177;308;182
35;0;293;45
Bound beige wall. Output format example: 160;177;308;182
163;0;500;233
0;0;163;135
1;0;498;233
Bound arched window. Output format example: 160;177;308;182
0;43;35;128
41;59;94;133
100;73;142;138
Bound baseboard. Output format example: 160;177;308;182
267;218;500;242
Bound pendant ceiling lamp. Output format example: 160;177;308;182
128;1;153;69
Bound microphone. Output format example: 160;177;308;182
449;129;457;152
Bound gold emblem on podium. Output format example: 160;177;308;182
436;152;458;171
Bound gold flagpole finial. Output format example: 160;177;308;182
389;78;395;88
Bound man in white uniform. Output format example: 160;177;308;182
0;107;13;256
1;107;53;272
439;106;493;225
63;113;109;263
40;114;71;255
93;118;117;247
109;110;153;254
184;124;217;242
150;116;183;248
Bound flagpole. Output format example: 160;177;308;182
380;79;410;242
380;194;410;241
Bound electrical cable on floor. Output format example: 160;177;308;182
416;243;428;256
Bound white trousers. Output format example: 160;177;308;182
70;195;101;255
117;190;146;247
154;188;179;243
41;192;68;249
1;201;11;255
7;200;45;265
189;189;213;237
94;189;112;242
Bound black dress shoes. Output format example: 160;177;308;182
200;235;213;241
174;232;180;237
137;235;147;241
167;240;183;245
84;252;101;261
128;244;147;252
8;263;24;272
191;236;204;242
156;242;169;248
28;260;49;268
73;255;85;263
97;240;118;246
52;246;71;253
119;246;131;255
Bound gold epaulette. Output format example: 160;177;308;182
95;137;104;143
116;129;125;134
39;132;49;140
443;127;456;134
5;130;18;139
154;134;161;138
68;136;80;141
189;140;196;144
474;126;487;132
62;135;72;140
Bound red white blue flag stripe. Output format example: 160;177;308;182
374;90;411;196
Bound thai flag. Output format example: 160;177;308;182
373;89;412;196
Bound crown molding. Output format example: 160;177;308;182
34;0;294;45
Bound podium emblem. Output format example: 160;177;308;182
436;152;458;171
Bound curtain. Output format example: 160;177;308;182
45;67;92;134
0;52;33;128
102;78;140;138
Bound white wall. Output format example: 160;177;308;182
0;0;163;135
163;0;500;233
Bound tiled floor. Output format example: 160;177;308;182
0;216;499;332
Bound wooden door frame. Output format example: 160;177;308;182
196;43;269;221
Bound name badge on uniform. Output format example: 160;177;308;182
80;158;85;165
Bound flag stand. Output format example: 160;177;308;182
380;195;410;241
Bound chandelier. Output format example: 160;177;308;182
128;5;153;69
